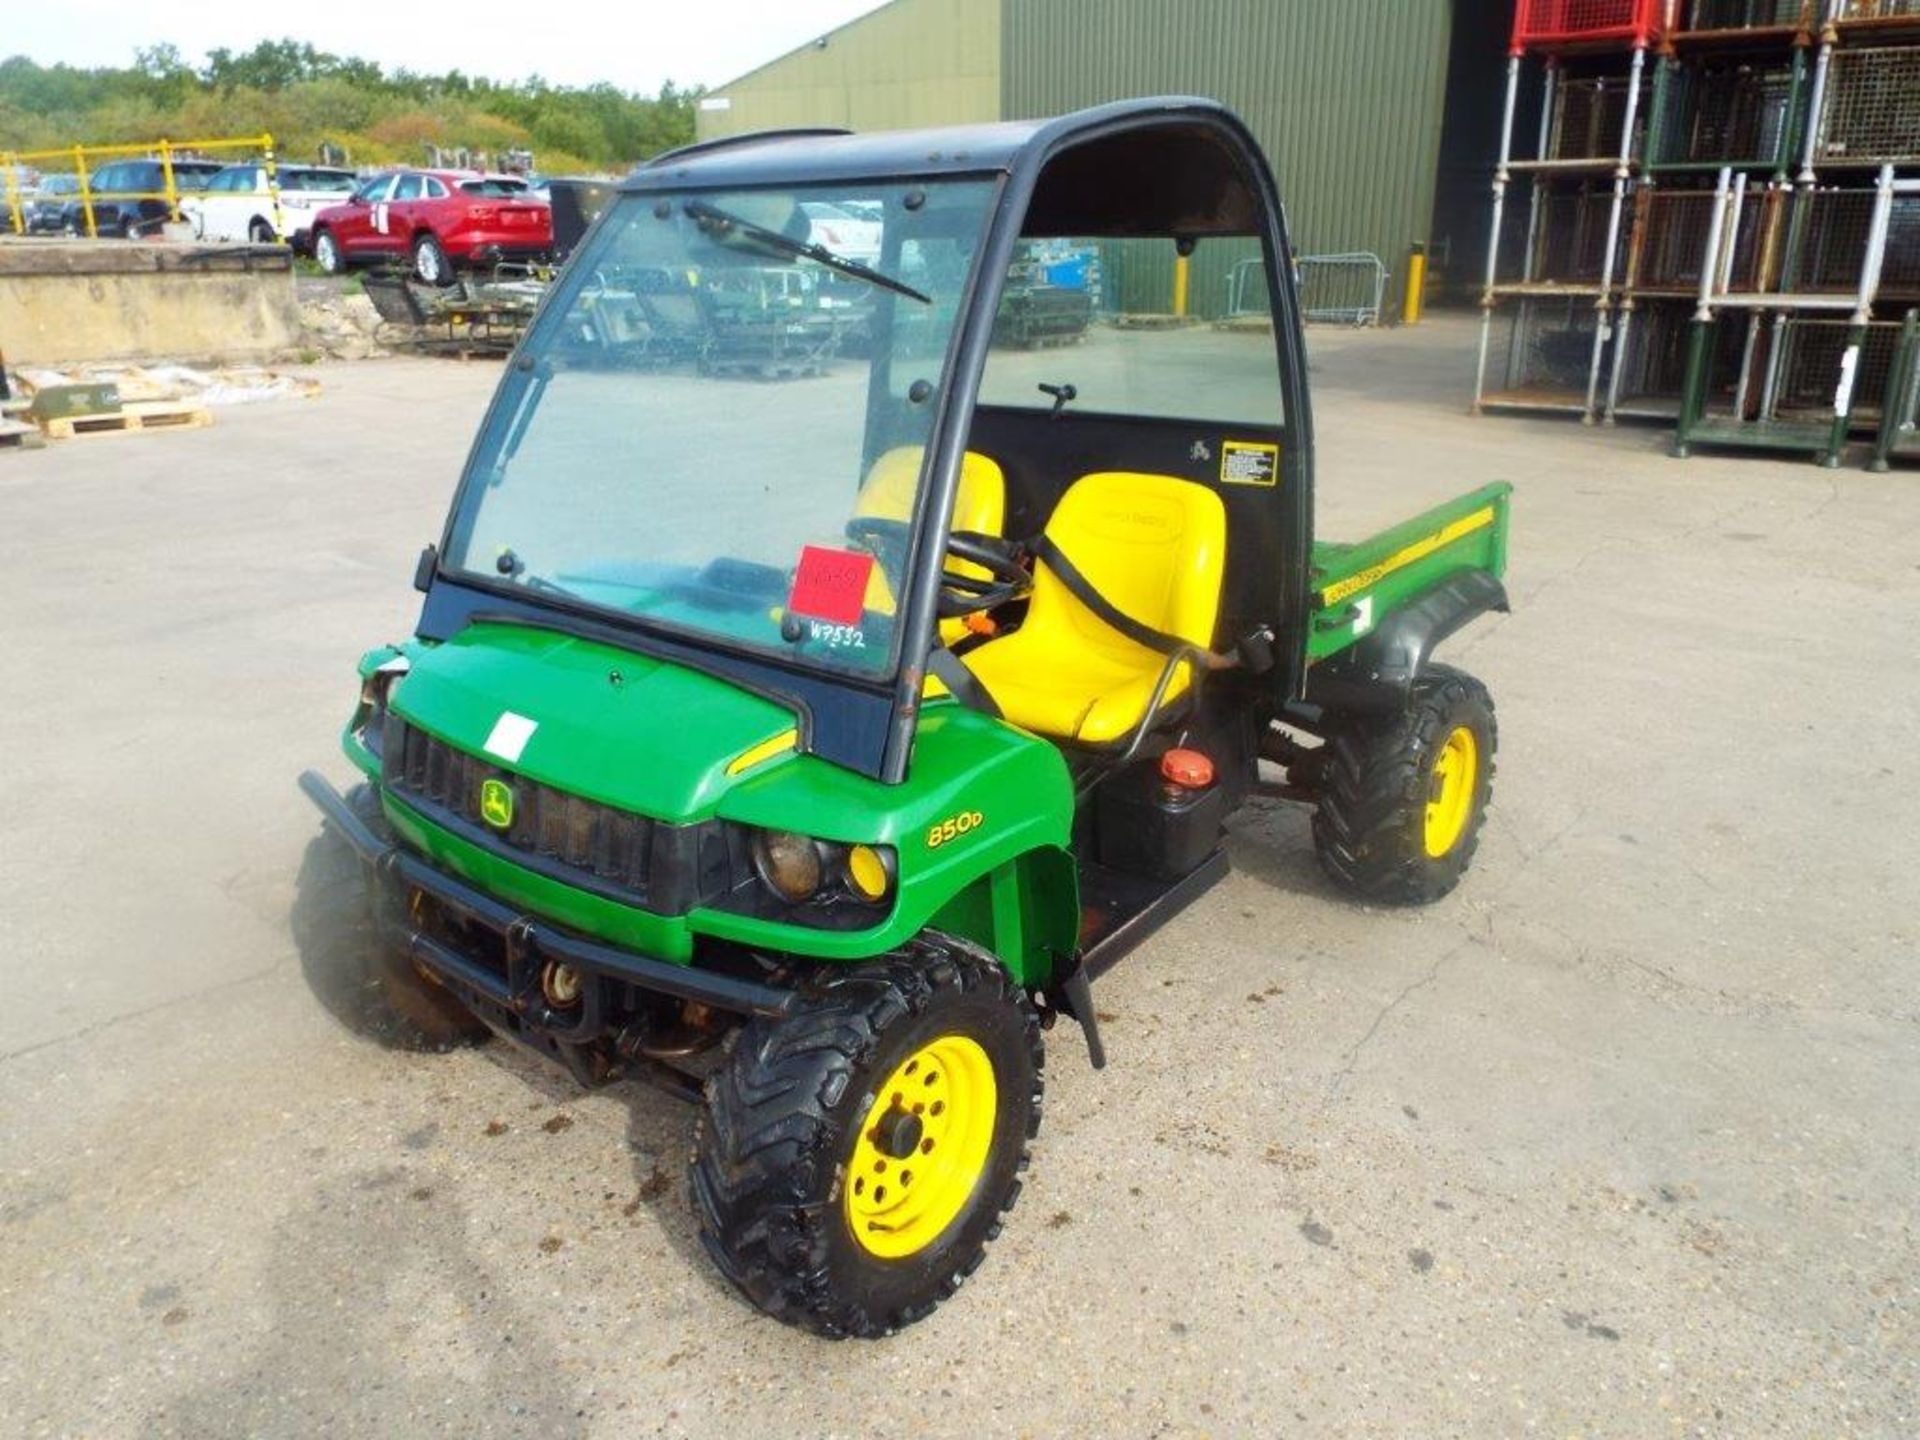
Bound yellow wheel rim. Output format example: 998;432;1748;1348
844;1034;997;1260
1423;725;1479;858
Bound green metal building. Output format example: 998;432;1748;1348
697;0;1495;317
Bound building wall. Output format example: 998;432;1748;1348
1002;0;1456;317
695;0;1002;141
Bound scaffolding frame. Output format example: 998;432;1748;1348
1477;29;1654;419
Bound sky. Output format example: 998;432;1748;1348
5;0;889;91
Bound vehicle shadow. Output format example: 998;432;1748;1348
150;1164;584;1439
1223;793;1335;900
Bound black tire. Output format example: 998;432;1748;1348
691;935;1043;1338
292;783;489;1051
412;232;453;287
313;228;344;274
248;217;276;244
1311;664;1497;905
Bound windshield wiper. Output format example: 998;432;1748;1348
683;198;929;305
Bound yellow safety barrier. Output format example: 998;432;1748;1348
2;134;281;241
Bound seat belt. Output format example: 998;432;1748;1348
1027;534;1238;668
927;646;1001;718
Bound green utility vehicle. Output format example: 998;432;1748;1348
298;99;1513;1338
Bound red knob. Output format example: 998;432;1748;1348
1159;747;1214;789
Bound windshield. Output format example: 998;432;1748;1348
443;178;997;680
282;168;354;191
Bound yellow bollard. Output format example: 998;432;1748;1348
1171;252;1191;318
1402;241;1427;326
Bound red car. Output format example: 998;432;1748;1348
309;169;552;284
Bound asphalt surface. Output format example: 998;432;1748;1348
1;316;1915;1438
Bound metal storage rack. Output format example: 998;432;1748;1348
1593;0;1920;461
1476;0;1666;419
1671;163;1902;462
1868;305;1920;467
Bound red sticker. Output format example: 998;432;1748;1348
787;545;875;626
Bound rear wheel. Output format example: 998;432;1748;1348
313;228;344;274
248;217;276;243
292;783;489;1051
691;935;1042;1338
1312;664;1497;904
412;232;453;286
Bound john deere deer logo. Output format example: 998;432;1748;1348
480;778;515;829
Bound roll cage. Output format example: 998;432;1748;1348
415;97;1313;784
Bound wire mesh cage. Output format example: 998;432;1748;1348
1607;297;1702;415
1632;181;1782;291
1871;309;1920;467
1831;0;1920;23
1540;73;1641;161
1480;294;1610;407
1494;178;1624;285
1511;0;1667;50
1779;182;1898;294
1646;54;1807;172
1770;316;1903;421
1674;0;1816;33
1817;48;1920;165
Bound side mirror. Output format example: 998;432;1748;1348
348;193;368;206
413;544;438;593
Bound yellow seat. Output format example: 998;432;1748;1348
962;471;1226;744
853;447;1007;645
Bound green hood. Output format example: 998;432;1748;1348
390;622;798;821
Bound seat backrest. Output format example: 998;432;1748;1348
852;446;1006;538
1035;471;1227;653
854;448;1006;620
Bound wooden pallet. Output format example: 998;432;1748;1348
0;418;46;451
41;402;213;441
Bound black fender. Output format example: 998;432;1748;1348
1302;570;1509;716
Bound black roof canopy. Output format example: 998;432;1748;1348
623;97;1271;238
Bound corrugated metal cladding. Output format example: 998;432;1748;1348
695;0;1001;141
1002;0;1455;317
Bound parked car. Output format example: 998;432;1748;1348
22;174;80;233
182;163;357;249
308;169;552;284
61;159;224;237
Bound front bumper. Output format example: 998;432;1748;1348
299;771;794;1034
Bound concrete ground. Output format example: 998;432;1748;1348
1;314;1914;1438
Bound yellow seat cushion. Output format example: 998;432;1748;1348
853;447;1006;645
963;471;1226;744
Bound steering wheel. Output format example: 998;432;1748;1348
844;518;1031;619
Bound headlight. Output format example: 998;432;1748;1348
752;830;824;902
745;830;895;909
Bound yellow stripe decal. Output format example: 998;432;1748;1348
725;727;799;777
1319;507;1497;607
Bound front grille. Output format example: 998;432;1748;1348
383;714;657;900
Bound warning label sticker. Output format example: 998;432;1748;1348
1220;439;1280;487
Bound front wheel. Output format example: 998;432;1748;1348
313;229;344;274
1312;664;1497;904
691;935;1043;1338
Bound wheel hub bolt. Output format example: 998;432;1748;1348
874;1104;923;1159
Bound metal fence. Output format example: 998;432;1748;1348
1;133;280;239
1294;252;1386;325
1816;48;1920;165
